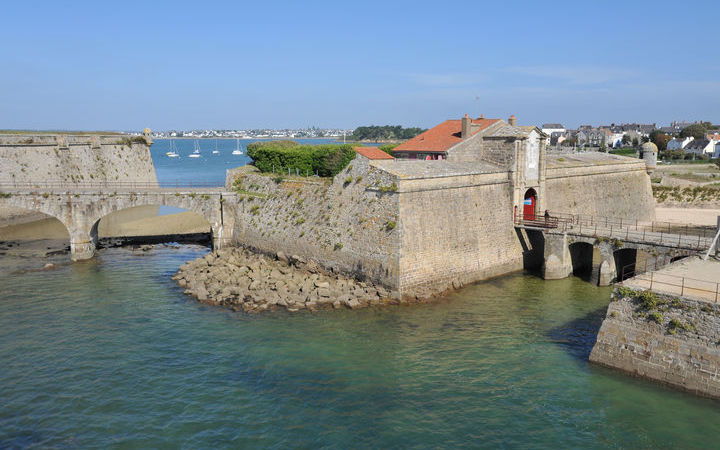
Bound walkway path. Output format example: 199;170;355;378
622;256;720;303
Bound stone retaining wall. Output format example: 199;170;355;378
590;288;720;400
226;162;400;292
0;134;157;226
546;162;655;220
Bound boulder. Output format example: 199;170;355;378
276;251;289;264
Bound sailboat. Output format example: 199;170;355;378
232;138;243;155
166;140;179;157
189;140;201;158
212;139;219;154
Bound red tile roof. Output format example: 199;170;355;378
354;146;394;160
393;118;501;153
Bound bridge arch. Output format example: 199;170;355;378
568;241;593;279
91;204;212;242
0;190;235;261
614;248;637;281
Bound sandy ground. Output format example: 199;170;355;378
655;208;720;227
0;211;210;241
624;256;720;302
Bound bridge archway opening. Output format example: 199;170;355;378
0;207;70;254
523;189;537;221
93;205;213;246
670;255;689;264
569;242;594;280
614;248;638;281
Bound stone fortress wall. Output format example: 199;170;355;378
394;170;523;293
221;120;657;297
545;154;655;221
591;287;720;400
225;160;401;293
0;134;157;227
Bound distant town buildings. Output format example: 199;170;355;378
666;136;694;150
150;127;354;140
541;120;717;151
684;139;715;157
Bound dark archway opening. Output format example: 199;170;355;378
569;242;594;281
95;205;212;249
518;228;545;273
614;248;638;281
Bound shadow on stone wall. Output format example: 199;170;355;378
516;228;544;274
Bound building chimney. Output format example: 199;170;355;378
508;115;517;126
461;113;472;138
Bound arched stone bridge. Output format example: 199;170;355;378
516;213;716;286
0;186;236;260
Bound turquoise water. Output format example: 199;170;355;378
1;246;719;448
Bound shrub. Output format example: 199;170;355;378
334;242;343;251
250;205;260;215
649;311;663;324
668;318;693;334
385;220;396;231
379;144;398;156
246;140;357;177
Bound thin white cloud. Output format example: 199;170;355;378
504;65;639;85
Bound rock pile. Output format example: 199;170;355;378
173;248;399;313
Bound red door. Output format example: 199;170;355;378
523;190;536;221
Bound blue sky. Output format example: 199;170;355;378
1;0;718;130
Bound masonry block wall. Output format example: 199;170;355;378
591;290;720;400
396;172;523;294
0;135;156;185
226;161;401;291
0;135;157;226
545;162;655;220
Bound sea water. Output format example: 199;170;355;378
1;246;719;448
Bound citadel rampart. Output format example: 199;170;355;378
591;286;720;400
0;133;157;226
544;154;655;221
226;162;400;292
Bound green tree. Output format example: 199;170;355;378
632;137;639;147
649;130;671;151
621;134;632;145
680;123;710;139
351;125;426;141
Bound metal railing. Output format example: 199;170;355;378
0;180;226;190
515;211;716;251
620;265;720;303
513;212;572;229
558;213;716;239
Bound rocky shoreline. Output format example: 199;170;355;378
173;247;420;313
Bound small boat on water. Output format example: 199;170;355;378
212;139;219;154
166;140;179;157
232;138;243;155
189;140;201;158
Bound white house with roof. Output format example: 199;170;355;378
541;123;566;136
684;139;715;156
667;136;694;150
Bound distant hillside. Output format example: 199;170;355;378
350;125;426;141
